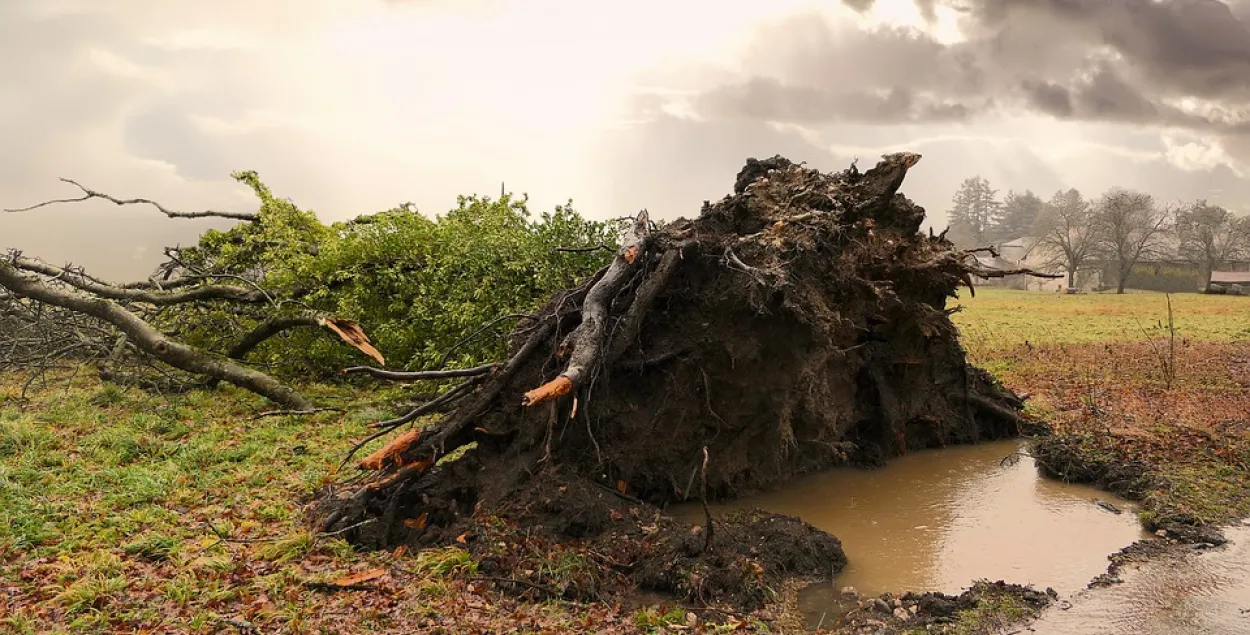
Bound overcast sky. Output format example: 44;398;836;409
4;0;1250;279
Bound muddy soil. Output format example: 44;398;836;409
316;154;1036;611
1032;435;1229;545
829;581;1056;634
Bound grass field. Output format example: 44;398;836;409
951;288;1250;349
2;289;1247;633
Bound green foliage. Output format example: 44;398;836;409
166;172;622;375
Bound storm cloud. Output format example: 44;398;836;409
4;0;1249;281
687;0;1250;170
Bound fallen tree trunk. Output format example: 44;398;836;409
315;153;1058;609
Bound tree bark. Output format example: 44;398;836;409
0;261;312;409
521;210;653;407
11;256;268;304
228;315;323;359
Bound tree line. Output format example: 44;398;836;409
945;176;1250;292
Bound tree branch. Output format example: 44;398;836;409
343;363;498;381
228;315;323;360
4;178;259;221
522;210;652;407
0;261;312;409
9;256;269;304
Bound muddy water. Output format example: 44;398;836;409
1025;525;1250;634
669;440;1149;623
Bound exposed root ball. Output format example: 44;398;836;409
313;153;1048;608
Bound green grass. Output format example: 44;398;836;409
947;583;1036;635
2;288;1248;633
950;288;1250;351
0;378;465;633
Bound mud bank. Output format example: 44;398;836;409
1032;435;1231;545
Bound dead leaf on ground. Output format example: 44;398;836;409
330;567;388;588
403;512;429;530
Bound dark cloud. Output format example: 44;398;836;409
684;0;1250;169
973;0;1250;100
696;78;980;124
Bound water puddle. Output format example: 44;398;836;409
669;440;1149;625
1025;525;1250;634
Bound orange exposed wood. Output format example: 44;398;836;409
366;458;433;491
623;244;641;264
321;317;385;366
359;429;421;471
521;375;573;407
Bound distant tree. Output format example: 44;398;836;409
994;190;1045;241
1032;188;1099;290
1092;188;1173;294
946;176;1001;248
1175;201;1250;289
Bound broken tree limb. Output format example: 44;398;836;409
321;318;386;366
0;260;312;410
337;377;484;472
521;210;652;407
4;178;260;221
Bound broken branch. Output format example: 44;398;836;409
521;210;652;407
9;256;269;304
4;178;259;221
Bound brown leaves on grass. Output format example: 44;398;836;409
994;340;1250;469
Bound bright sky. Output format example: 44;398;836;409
2;0;1248;279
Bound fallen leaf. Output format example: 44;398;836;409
456;531;470;544
392;545;408;558
331;567;387;587
616;480;627;493
403;512;429;530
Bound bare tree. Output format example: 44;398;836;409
1032;188;1099;291
1092;188;1174;294
1175;201;1250;290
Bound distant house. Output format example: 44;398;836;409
1210;270;1250;286
978;234;1250;293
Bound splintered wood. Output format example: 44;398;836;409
359;429;422;471
321;317;386;366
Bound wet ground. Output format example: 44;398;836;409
670;440;1150;625
1023;524;1250;634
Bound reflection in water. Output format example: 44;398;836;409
1026;525;1250;635
669;440;1149;623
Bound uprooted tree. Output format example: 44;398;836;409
314;154;1057;607
0;172;618;406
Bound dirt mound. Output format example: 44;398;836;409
314;153;1044;608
